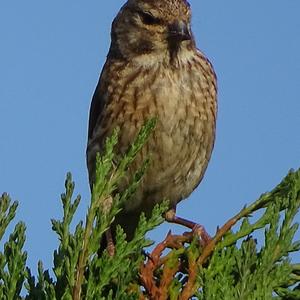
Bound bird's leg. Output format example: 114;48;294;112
164;207;211;246
105;228;115;256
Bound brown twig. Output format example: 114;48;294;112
179;249;198;300
140;231;191;299
180;196;270;299
140;188;280;299
180;214;240;298
160;256;180;299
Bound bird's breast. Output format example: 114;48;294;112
106;56;217;212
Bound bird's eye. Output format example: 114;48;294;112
139;11;160;25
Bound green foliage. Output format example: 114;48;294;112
0;194;27;299
197;170;300;300
0;119;299;299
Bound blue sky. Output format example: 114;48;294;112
0;0;299;273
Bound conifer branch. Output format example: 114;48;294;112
0;123;299;299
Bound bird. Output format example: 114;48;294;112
86;0;217;246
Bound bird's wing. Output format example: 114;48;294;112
87;72;107;141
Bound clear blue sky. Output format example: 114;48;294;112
0;0;299;273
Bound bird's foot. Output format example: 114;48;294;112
165;208;211;247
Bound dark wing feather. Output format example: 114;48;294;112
87;77;106;140
86;63;112;186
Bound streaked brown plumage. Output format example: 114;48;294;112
87;0;217;241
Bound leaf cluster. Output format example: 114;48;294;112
0;119;299;299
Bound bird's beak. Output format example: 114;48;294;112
168;20;191;41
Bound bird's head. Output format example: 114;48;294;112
108;0;195;64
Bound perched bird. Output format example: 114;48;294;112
87;0;217;243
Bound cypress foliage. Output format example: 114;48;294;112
0;121;299;299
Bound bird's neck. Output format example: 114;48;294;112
127;46;198;69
